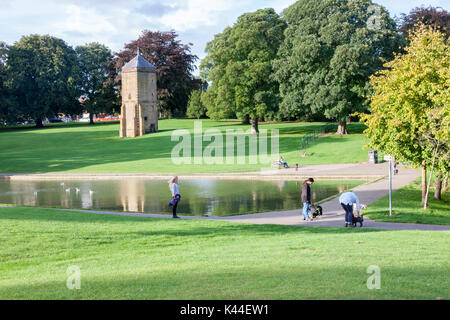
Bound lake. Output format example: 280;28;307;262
0;179;364;216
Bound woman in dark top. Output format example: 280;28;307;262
301;178;314;220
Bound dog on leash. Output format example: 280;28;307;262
351;204;367;227
309;205;323;220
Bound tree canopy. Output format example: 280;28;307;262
398;6;450;39
200;8;287;133
186;89;205;119
360;25;449;206
272;0;405;133
7;35;81;127
76;42;118;124
114;31;198;118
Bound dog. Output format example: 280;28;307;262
351;204;367;227
351;214;364;227
309;205;323;220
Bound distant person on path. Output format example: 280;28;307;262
339;191;360;227
279;156;289;168
169;176;181;219
301;178;314;221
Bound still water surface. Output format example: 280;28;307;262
0;179;363;216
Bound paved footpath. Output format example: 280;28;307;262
2;163;449;231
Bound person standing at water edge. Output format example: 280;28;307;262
339;191;360;227
169;176;181;219
301;178;314;221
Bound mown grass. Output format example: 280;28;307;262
365;178;450;225
0;119;371;173
0;206;448;299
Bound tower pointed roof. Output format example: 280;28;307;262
122;49;156;70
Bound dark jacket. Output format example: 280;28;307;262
301;181;311;203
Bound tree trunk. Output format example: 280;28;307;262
424;146;439;210
89;113;95;125
336;120;348;135
250;117;259;134
434;171;442;200
35;118;43;128
421;160;427;206
242;114;250;125
443;172;448;192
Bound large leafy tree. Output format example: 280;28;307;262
200;8;287;133
7;35;81;127
273;0;405;134
360;25;449;208
0;41;14;124
114;31;198;118
398;6;449;39
76;42;118;124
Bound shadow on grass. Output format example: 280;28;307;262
0;206;383;235
0;264;446;300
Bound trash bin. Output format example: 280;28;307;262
368;150;378;164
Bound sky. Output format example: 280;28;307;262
1;0;449;75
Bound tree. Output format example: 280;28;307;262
114;31;198;118
0;42;13;124
200;8;287;133
273;0;405;134
7;35;81;127
76;42;118;124
360;25;449;208
398;6;450;39
186;89;205;119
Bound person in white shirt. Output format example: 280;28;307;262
169;176;181;218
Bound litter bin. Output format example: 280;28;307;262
368;150;378;164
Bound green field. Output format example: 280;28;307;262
0;206;448;299
366;178;450;225
0;119;370;173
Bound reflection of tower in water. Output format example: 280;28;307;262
9;181;37;206
119;179;146;212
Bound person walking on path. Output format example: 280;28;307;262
169;176;181;219
301;178;314;221
339;191;360;227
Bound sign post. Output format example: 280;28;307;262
384;154;393;216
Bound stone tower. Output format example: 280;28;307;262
119;50;158;137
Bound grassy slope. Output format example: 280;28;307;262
0;120;371;173
365;178;450;225
0;206;448;299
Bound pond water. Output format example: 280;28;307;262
0;179;364;216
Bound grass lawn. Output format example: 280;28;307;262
0;206;448;299
365;178;450;225
0;119;371;173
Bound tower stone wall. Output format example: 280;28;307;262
120;53;158;137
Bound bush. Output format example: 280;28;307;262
186;89;206;119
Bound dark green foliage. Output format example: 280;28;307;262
76;42;118;124
7;35;82;127
272;0;405;130
186;89;205;119
200;8;287;131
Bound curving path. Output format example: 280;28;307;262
2;163;449;231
